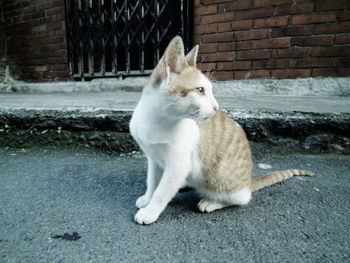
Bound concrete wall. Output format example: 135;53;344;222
193;0;350;80
2;0;70;82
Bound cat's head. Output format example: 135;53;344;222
149;36;219;122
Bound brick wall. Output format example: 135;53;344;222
2;0;70;82
194;0;350;80
0;0;6;82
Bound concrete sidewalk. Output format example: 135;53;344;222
0;90;349;153
0;91;349;114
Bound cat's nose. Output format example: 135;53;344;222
213;101;219;112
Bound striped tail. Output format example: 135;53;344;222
251;169;314;192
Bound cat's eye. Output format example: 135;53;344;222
196;87;205;94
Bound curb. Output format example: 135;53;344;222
1;109;349;154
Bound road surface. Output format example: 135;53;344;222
0;148;349;262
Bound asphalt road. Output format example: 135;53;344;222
0;148;349;263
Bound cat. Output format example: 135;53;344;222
129;36;313;225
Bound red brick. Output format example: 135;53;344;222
289;58;333;68
53;13;65;22
37;0;62;11
235;38;290;50
291;36;334;47
333;57;350;67
311;46;350;57
201;0;231;4
201;52;234;63
218;22;232;32
48;42;67;50
47;57;68;64
47;21;63;30
273;3;314;15
201;12;234;24
217;62;233;70
38;16;56;25
217;61;251;70
193;35;201;44
254;16;289;28
202;32;233;43
250;69;271;78
195;5;218;15
41;70;70;80
253;0;293;8
271;26;313;37
218;1;252;12
22;6;37;15
32;0;49;4
236;50;271;60
51;64;67;71
199;43;218;53
35;65;49;72
194;15;201;25
235;70;271;79
218;20;253;32
335;33;350;44
234;8;273;21
197;63;217;73
218;42;234;52
271;48;310;58
46;6;64;16
292;12;337;25
252;59;289;69
271;69;311;78
32;24;47;32
314;0;350;11
312;68;350;77
234;71;251;79
54;29;65;36
314;21;350;35
194;24;218;34
212;71;234;80
234;29;270;41
49;49;66;58
338;10;350;21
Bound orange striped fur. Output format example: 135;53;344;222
198;110;314;194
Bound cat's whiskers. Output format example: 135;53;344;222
182;110;202;123
183;110;200;119
206;62;216;80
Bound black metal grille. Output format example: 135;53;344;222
65;0;193;79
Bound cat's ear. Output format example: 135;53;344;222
186;45;199;68
163;36;188;74
150;36;187;85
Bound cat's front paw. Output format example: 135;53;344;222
134;208;159;225
135;195;151;209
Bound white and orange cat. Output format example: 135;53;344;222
130;36;313;225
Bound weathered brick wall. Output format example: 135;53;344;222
0;0;7;82
194;0;350;80
2;0;70;82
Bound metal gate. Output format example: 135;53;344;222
65;0;193;79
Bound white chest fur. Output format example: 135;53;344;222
130;89;201;170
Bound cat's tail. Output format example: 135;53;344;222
251;169;314;192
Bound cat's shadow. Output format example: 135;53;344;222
170;188;200;213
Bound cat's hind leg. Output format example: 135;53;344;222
227;187;252;206
197;187;252;213
197;199;227;213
